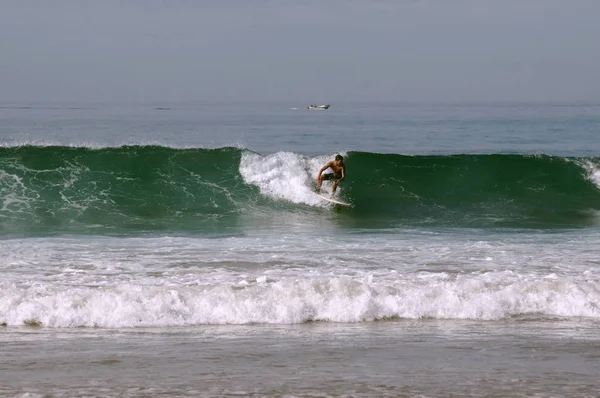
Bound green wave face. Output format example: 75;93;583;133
1;146;600;236
0;146;257;235
343;152;600;228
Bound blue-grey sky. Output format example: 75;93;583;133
1;0;599;103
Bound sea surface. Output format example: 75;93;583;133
1;102;600;397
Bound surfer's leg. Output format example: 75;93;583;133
332;179;340;193
316;173;332;192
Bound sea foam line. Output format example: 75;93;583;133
2;273;599;327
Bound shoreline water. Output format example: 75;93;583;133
2;319;599;397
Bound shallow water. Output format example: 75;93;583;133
2;319;599;397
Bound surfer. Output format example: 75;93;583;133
315;154;346;194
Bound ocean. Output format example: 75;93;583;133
1;102;600;397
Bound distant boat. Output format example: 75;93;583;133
308;104;330;110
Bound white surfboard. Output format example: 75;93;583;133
316;193;351;207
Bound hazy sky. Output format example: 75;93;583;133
1;0;599;103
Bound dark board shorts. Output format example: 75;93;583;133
323;173;342;181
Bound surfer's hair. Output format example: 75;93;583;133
335;155;343;161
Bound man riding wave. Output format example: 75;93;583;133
315;154;346;194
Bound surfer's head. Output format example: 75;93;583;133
335;154;343;162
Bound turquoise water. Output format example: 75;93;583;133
1;102;600;396
1;146;599;236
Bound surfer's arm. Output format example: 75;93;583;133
316;162;332;180
338;166;345;182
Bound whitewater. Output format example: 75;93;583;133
2;102;600;396
3;230;600;328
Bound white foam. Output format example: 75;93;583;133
579;159;600;188
239;151;342;207
1;270;599;327
2;232;599;328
